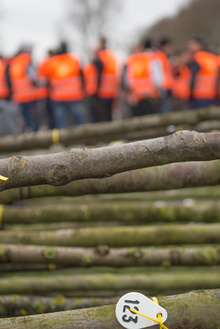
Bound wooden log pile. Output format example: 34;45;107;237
0;108;220;328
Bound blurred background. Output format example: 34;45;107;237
0;0;207;60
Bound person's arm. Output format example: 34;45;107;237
26;62;37;85
121;64;129;91
5;64;12;100
189;60;200;98
151;59;165;96
92;58;104;93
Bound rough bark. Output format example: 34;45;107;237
0;270;219;294
0;106;220;153
1;160;220;204
0;295;118;318
2;289;219;329
0;244;220;267
0;224;220;247
0;131;220;191
2;200;220;225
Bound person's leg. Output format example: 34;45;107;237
189;98;214;110
98;98;113;121
52;101;67;129
20;101;39;132
69;101;85;125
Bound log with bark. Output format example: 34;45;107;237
0;106;220;153
2;200;220;225
1;160;220;204
0;289;219;329
0;244;220;267
0;224;220;247
0;270;219;295
0;131;220;191
0;295;118;318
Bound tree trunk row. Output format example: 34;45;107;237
0;131;220;191
0;289;219;328
0;295;118;318
2;200;220;225
1;160;220;203
0;224;220;247
0;244;219;266
0;106;219;153
0;270;219;295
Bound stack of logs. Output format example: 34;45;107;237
0;107;220;328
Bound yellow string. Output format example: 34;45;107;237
0;205;4;226
52;129;60;145
130;297;168;329
0;175;8;181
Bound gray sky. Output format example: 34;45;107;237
1;0;189;60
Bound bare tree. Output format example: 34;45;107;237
66;0;123;57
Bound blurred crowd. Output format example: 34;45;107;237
0;36;220;133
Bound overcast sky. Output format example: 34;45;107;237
1;0;189;60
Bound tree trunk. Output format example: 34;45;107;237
0;106;219;153
0;224;220;247
0;295;118;318
0;289;220;328
1;160;220;204
2;200;220;225
0;244;219;267
0;270;219;295
0;131;220;191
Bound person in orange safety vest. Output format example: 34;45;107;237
9;45;39;131
46;41;85;129
187;37;218;109
155;37;174;113
122;38;163;117
37;49;56;129
171;49;192;111
91;37;120;122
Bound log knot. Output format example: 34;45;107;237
95;245;110;256
48;164;70;186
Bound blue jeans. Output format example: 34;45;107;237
19;101;39;132
189;99;215;109
52;100;84;129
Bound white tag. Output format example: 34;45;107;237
115;292;168;329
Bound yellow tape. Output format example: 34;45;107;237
0;205;4;226
52;129;60;145
0;175;9;181
130;297;168;329
48;263;56;271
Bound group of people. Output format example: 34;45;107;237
0;36;219;132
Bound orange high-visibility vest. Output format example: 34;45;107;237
10;53;38;103
98;49;119;98
172;65;191;100
83;63;98;96
48;53;84;101
37;57;53;99
193;51;218;99
216;56;220;99
0;58;10;99
126;52;158;100
155;50;174;90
